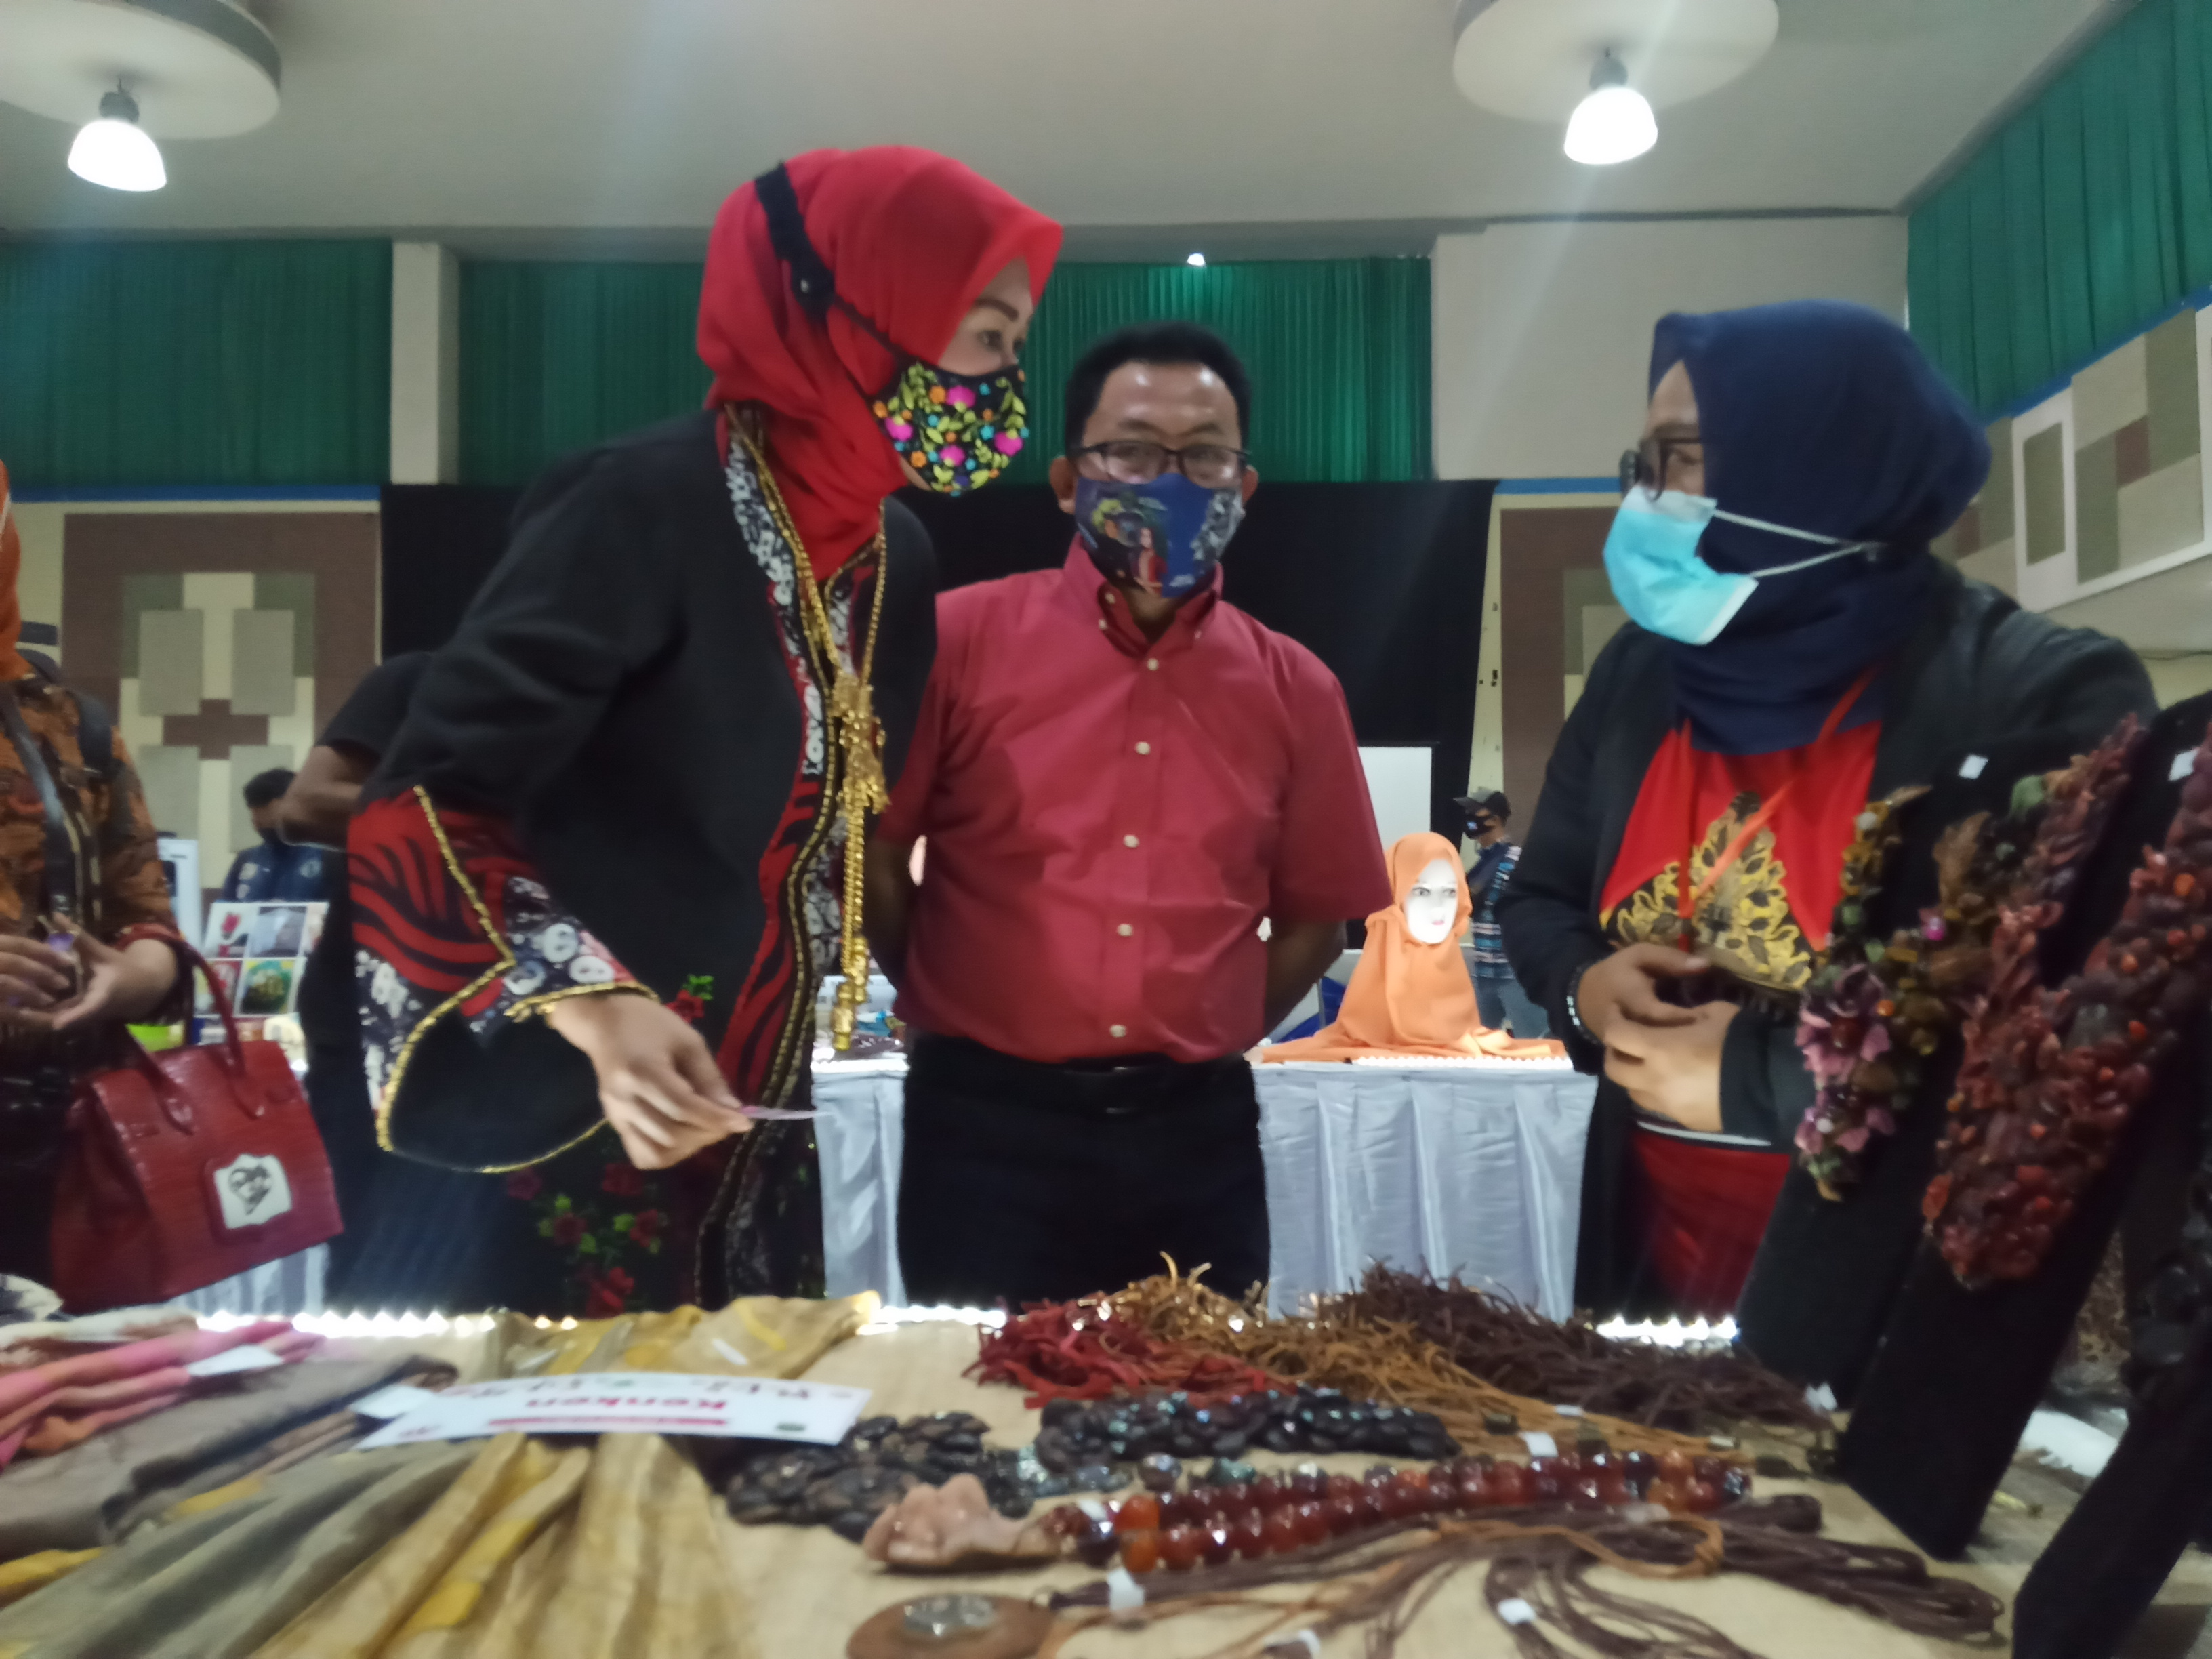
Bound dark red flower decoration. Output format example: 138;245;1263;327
504;1170;544;1201
601;1162;644;1197
550;1212;586;1248
583;1266;637;1318
629;1208;665;1246
668;991;707;1026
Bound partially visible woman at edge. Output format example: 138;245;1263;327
0;459;188;1282
1498;301;2154;1328
349;150;1060;1315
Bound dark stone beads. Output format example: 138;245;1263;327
1027;1386;1458;1475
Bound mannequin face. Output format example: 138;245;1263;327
1402;856;1460;945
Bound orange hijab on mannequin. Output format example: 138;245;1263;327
1265;832;1563;1061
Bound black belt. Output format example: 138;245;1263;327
907;1032;1251;1120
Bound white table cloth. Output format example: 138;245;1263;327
811;1054;1595;1317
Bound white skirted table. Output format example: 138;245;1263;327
811;1052;1597;1315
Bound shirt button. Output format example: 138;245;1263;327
1098;619;1109;632
1109;1024;1128;1039
1123;834;1139;848
1135;742;1151;756
1118;923;1134;937
1104;592;1118;605
1147;658;1160;671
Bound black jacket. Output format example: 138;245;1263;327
367;411;937;1172
1499;563;2154;1353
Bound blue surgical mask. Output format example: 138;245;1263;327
1602;486;1880;647
1074;472;1245;598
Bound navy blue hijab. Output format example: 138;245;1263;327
1650;300;1988;755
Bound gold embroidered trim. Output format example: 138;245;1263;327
370;787;613;1172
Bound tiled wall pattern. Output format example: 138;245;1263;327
1938;302;2211;608
60;514;377;879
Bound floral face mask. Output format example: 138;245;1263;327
871;357;1029;495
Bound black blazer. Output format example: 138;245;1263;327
1498;562;2155;1349
369;411;937;1171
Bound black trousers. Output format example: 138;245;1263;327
897;1033;1270;1308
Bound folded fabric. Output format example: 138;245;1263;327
0;1357;443;1557
14;1330;323;1458
252;1432;760;1659
0;1441;480;1659
0;1551;98;1613
491;1294;876;1379
0;1322;306;1467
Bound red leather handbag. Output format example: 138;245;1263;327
48;945;342;1310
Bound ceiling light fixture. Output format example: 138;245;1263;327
68;84;165;191
1186;252;1207;268
1563;51;1656;165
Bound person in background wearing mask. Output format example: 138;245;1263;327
1456;789;1549;1038
219;769;333;903
1500;301;2152;1334
867;322;1391;1307
350;148;1059;1314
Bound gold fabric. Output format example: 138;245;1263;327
1604;792;1813;997
491;1292;875;1379
251;1434;756;1659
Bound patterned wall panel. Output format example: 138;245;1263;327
60;515;377;882
1989;302;2212;617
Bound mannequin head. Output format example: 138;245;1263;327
1402;856;1461;945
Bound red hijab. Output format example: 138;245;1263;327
698;147;1061;577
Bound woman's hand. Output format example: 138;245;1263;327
1603;1002;1738;1132
1574;943;1711;1044
0;935;78;1029
544;992;752;1170
49;936;182;1031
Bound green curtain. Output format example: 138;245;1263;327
0;241;391;489
459;261;710;487
457;256;1431;487
1002;258;1431;485
1909;0;2212;416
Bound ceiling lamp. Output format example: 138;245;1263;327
1563;53;1656;167
0;0;282;186
68;85;165;191
1450;0;1776;155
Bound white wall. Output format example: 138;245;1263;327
1433;216;1910;482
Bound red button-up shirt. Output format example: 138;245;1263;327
880;543;1391;1064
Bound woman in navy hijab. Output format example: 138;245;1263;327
1500;301;2152;1385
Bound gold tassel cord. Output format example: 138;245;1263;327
739;433;890;1052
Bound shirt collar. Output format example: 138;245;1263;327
1057;539;1222;657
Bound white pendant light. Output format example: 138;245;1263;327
68;85;165;192
1563;52;1658;166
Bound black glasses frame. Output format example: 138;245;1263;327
1618;436;1706;495
1071;441;1252;487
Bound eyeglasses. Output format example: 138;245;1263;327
1072;440;1250;490
1618;435;1705;495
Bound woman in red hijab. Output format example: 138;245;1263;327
348;149;1060;1314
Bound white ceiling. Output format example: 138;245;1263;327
0;0;2127;253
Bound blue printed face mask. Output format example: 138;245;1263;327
1074;472;1245;599
1602;486;1879;647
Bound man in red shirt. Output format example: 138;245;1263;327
867;322;1391;1307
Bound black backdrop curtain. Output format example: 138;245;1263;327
380;480;1493;838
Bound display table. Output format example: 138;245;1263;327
316;1316;2194;1658
812;1054;1597;1312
